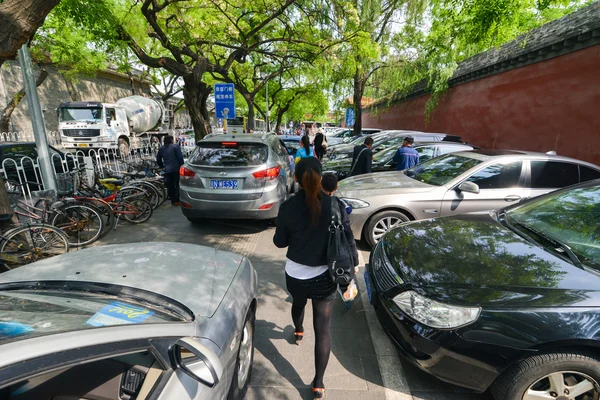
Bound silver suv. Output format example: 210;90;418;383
338;150;600;247
179;133;294;221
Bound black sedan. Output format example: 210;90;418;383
365;179;600;400
324;142;476;180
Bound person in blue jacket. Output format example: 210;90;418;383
393;136;420;170
294;135;314;164
157;135;184;206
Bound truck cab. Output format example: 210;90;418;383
58;102;130;151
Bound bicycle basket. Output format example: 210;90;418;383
56;173;76;196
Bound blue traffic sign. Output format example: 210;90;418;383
345;107;355;127
214;83;236;119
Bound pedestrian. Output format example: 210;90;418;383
273;158;358;399
294;135;315;164
313;128;327;161
156;135;184;206
393;136;420;170
349;136;374;177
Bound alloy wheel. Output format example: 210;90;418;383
524;371;599;400
237;319;254;389
372;216;403;243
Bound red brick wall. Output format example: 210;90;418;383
362;45;600;166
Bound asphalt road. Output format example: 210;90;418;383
94;203;493;400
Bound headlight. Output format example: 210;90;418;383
341;198;369;209
392;291;480;329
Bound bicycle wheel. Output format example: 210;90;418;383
121;198;153;224
0;224;70;269
141;180;166;206
78;198;116;238
124;182;161;209
50;203;104;247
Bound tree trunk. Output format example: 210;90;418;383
63;77;81;102
183;76;210;139
353;72;365;136
246;95;256;132
182;61;211;139
0;67;48;132
0;0;61;67
200;86;212;134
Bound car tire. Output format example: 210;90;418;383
365;210;411;248
492;351;600;400
227;307;255;400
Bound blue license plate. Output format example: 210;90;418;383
364;270;373;304
210;179;239;189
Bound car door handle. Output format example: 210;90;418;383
504;195;521;202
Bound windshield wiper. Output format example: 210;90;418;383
509;219;584;269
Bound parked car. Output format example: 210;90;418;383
325;128;382;146
364;179;600;400
179;133;293;222
0;142;75;189
337;150;600;247
324;142;477;180
0;242;258;400
279;135;302;154
326;131;464;161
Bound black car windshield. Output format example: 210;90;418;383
0;289;186;345
507;185;600;271
406;154;482;186
373;146;398;163
190;142;268;166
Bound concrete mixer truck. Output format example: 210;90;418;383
58;96;169;153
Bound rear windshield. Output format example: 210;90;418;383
190;142;268;166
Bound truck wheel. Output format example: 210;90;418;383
118;137;130;156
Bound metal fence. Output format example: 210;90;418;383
0;133;196;201
0;131;62;147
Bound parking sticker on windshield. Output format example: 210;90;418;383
0;322;34;337
86;301;154;327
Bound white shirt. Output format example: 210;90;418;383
285;258;328;280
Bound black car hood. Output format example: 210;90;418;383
382;213;600;308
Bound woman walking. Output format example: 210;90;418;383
294;135;315;164
273;158;358;399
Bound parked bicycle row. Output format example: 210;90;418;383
0;158;170;270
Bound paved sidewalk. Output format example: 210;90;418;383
95;203;492;400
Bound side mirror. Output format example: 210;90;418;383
457;181;480;194
106;116;112;126
172;337;224;388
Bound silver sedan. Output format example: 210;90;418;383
0;242;257;400
338;150;600;247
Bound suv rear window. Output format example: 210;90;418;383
190;142;268;166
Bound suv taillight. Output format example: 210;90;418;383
253;166;280;180
180;166;196;178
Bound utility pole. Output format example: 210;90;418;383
18;44;57;191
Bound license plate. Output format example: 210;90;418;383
0;253;20;263
210;179;238;189
364;269;373;304
77;143;89;147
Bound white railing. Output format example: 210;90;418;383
0;131;62;147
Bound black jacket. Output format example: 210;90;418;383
273;190;359;267
350;144;372;176
314;133;326;156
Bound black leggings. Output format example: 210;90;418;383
291;296;334;389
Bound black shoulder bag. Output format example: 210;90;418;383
327;197;355;285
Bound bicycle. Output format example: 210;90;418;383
0;222;70;269
8;179;105;248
